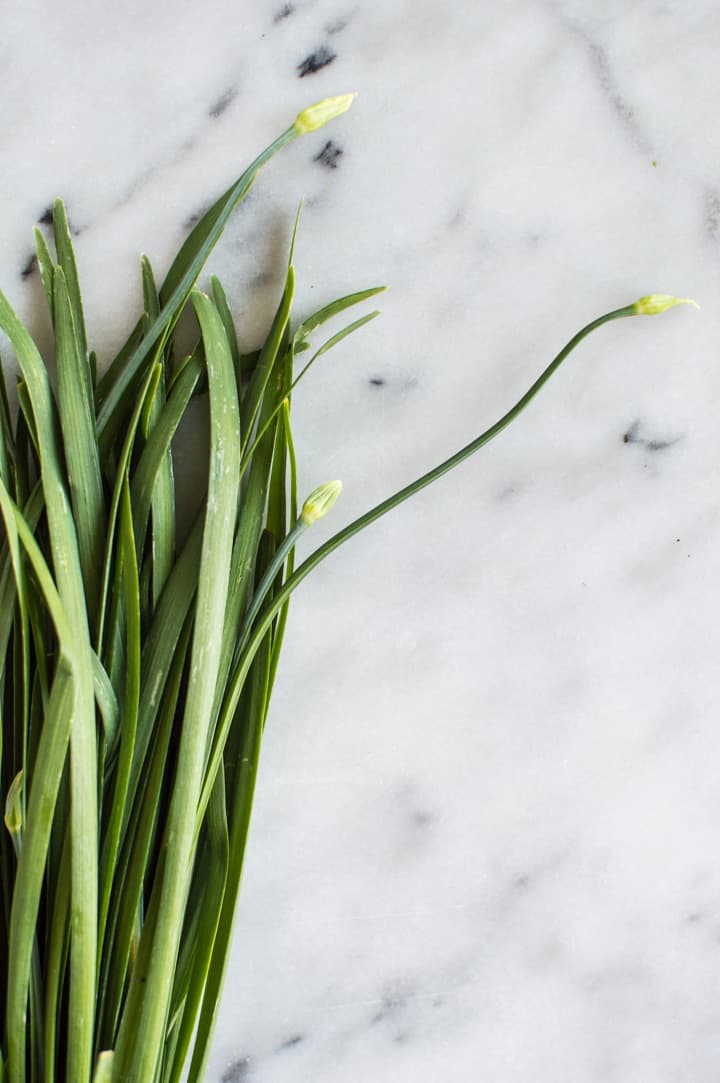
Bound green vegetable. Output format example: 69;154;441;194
0;95;692;1082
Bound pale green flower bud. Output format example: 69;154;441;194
294;94;355;135
631;294;699;315
4;770;24;843
301;480;343;524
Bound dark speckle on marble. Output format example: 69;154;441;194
274;2;294;21
222;1057;251;1082
38;203;81;236
21;252;37;279
209;87;237;118
622;420;678;453
297;45;336;77
369;376;385;387
314;139;343;169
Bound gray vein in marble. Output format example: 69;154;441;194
273;2;295;22
553;8;654;155
326;12;352;35
221;1057;251;1082
209;87;239;119
704;189;720;242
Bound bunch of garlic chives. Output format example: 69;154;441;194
0;91;693;1083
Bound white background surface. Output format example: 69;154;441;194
3;3;720;1080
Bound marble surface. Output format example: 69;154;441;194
4;2;720;1080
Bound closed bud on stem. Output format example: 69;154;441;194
294;94;356;135
301;480;343;525
632;294;699;315
4;770;24;852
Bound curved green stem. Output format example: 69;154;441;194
197;304;635;819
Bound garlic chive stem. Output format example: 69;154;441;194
240;480;343;649
281;306;639;578
95;129;297;448
237;311;381;479
197;302;665;820
239;520;308;640
96;96;356;452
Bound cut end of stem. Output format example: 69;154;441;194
294;94;356;135
301;480;343;524
631;294;699;316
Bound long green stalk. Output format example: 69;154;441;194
114;291;241;1082
198;302;662;819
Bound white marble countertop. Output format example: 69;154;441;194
4;2;720;1081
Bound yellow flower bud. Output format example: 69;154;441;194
301;480;343;525
631;294;699;315
294;94;356;135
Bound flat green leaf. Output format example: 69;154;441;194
52;199;90;372
0;355;13;490
186;621;271;1083
33;228;54;314
43;833;70;1083
237;310;381;480
210;276;240;376
53;265;106;618
140;256;176;609
97;617;192;1049
0;480;77;1083
293;285;385;345
92;652;119;752
98;480;141;965
165;765;228;1083
0;289;98;1083
130;351;202;569
239;265;295;452
96;362;161;655
120;512;203;848
267;401;298;698
114;290;241;1083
